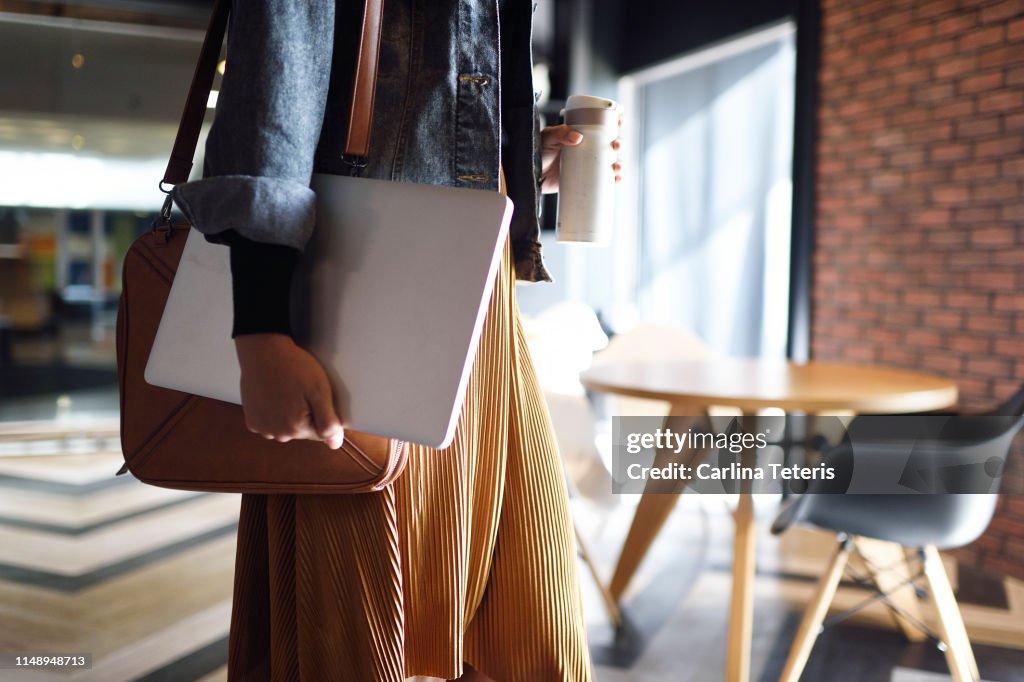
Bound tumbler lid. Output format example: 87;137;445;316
560;94;619;127
564;94;618;111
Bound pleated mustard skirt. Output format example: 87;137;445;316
227;169;594;682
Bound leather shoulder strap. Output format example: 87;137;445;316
346;0;383;159
162;0;229;186
163;0;382;186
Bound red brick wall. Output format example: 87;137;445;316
814;0;1024;578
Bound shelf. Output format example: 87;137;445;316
0;244;25;259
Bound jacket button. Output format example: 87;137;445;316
458;74;491;86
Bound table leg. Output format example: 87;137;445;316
725;434;757;682
609;412;711;601
609;491;683;600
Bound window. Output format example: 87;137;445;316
623;22;796;357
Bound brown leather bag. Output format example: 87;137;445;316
116;0;406;494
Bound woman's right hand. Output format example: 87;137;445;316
234;334;345;449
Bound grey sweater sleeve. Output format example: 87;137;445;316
171;0;335;252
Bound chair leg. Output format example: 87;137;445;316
575;522;623;627
779;536;853;682
921;546;980;682
854;537;929;642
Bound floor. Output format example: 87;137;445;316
577;495;1024;682
1;399;1023;681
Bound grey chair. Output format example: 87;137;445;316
771;386;1024;682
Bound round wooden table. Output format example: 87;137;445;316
580;358;958;682
582;357;958;415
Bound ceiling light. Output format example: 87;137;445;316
0;150;169;210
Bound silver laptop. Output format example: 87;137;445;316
145;174;513;449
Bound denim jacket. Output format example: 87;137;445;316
172;0;552;283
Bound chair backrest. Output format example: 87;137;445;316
592;323;712;365
798;414;1024;548
992;382;1024;417
520;301;608;396
834;414;1024;494
591;323;712;417
776;386;1024;548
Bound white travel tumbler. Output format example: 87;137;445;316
556;94;620;245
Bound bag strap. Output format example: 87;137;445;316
162;0;383;186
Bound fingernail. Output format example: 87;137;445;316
569;131;583;143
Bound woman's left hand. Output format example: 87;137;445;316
539;113;623;194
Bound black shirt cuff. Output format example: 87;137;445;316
221;232;300;337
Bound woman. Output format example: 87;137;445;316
172;1;621;680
